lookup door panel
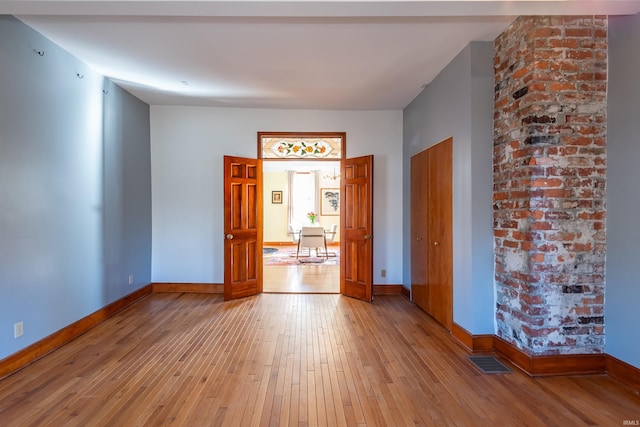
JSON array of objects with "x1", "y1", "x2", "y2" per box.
[
  {"x1": 410, "y1": 138, "x2": 452, "y2": 330},
  {"x1": 341, "y1": 155, "x2": 373, "y2": 302},
  {"x1": 224, "y1": 156, "x2": 262, "y2": 300},
  {"x1": 410, "y1": 149, "x2": 430, "y2": 310},
  {"x1": 427, "y1": 138, "x2": 453, "y2": 330}
]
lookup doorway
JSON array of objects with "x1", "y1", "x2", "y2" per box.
[
  {"x1": 223, "y1": 134, "x2": 373, "y2": 302},
  {"x1": 262, "y1": 160, "x2": 341, "y2": 293}
]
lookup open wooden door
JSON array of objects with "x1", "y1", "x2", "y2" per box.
[
  {"x1": 341, "y1": 155, "x2": 373, "y2": 302},
  {"x1": 223, "y1": 156, "x2": 262, "y2": 301}
]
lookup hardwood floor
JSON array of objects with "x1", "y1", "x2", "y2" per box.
[
  {"x1": 263, "y1": 244, "x2": 340, "y2": 293},
  {"x1": 0, "y1": 293, "x2": 638, "y2": 426},
  {"x1": 263, "y1": 265, "x2": 340, "y2": 293}
]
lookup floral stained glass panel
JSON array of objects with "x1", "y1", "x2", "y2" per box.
[{"x1": 261, "y1": 137, "x2": 342, "y2": 159}]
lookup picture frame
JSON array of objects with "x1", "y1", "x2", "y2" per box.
[
  {"x1": 272, "y1": 190, "x2": 282, "y2": 204},
  {"x1": 320, "y1": 188, "x2": 340, "y2": 215}
]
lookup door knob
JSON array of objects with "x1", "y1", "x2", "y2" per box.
[
  {"x1": 226, "y1": 234, "x2": 234, "y2": 240},
  {"x1": 433, "y1": 241, "x2": 439, "y2": 246},
  {"x1": 365, "y1": 234, "x2": 372, "y2": 240}
]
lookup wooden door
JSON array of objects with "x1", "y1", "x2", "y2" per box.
[
  {"x1": 410, "y1": 149, "x2": 429, "y2": 311},
  {"x1": 223, "y1": 156, "x2": 263, "y2": 300},
  {"x1": 410, "y1": 138, "x2": 452, "y2": 330},
  {"x1": 427, "y1": 138, "x2": 453, "y2": 330},
  {"x1": 341, "y1": 155, "x2": 373, "y2": 302}
]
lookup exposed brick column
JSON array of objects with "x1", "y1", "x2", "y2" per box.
[{"x1": 493, "y1": 16, "x2": 607, "y2": 355}]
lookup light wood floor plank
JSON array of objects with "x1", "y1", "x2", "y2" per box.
[
  {"x1": 263, "y1": 264, "x2": 340, "y2": 293},
  {"x1": 0, "y1": 293, "x2": 638, "y2": 426}
]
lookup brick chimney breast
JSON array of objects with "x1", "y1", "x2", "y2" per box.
[{"x1": 493, "y1": 16, "x2": 607, "y2": 355}]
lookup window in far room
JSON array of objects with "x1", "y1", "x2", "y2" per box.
[{"x1": 290, "y1": 171, "x2": 317, "y2": 228}]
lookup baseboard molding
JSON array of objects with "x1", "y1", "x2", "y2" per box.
[
  {"x1": 373, "y1": 284, "x2": 409, "y2": 298},
  {"x1": 451, "y1": 324, "x2": 614, "y2": 378},
  {"x1": 606, "y1": 354, "x2": 640, "y2": 391},
  {"x1": 152, "y1": 283, "x2": 223, "y2": 294},
  {"x1": 401, "y1": 286, "x2": 410, "y2": 299},
  {"x1": 155, "y1": 283, "x2": 408, "y2": 297},
  {"x1": 153, "y1": 283, "x2": 406, "y2": 297},
  {"x1": 450, "y1": 323, "x2": 494, "y2": 353},
  {"x1": 493, "y1": 336, "x2": 607, "y2": 376},
  {"x1": 0, "y1": 284, "x2": 152, "y2": 381}
]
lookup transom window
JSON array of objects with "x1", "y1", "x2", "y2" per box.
[{"x1": 259, "y1": 132, "x2": 344, "y2": 159}]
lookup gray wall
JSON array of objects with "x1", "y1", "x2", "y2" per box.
[
  {"x1": 0, "y1": 15, "x2": 151, "y2": 360},
  {"x1": 403, "y1": 42, "x2": 495, "y2": 335},
  {"x1": 150, "y1": 106, "x2": 403, "y2": 285},
  {"x1": 403, "y1": 21, "x2": 640, "y2": 368},
  {"x1": 606, "y1": 14, "x2": 640, "y2": 368}
]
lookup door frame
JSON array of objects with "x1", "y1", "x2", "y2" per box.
[
  {"x1": 257, "y1": 132, "x2": 348, "y2": 294},
  {"x1": 221, "y1": 132, "x2": 375, "y2": 301}
]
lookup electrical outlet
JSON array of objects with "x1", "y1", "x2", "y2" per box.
[
  {"x1": 381, "y1": 269, "x2": 387, "y2": 278},
  {"x1": 129, "y1": 274, "x2": 134, "y2": 285},
  {"x1": 14, "y1": 321, "x2": 24, "y2": 338}
]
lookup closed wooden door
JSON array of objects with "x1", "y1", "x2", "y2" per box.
[
  {"x1": 223, "y1": 156, "x2": 263, "y2": 300},
  {"x1": 411, "y1": 138, "x2": 452, "y2": 330},
  {"x1": 341, "y1": 155, "x2": 373, "y2": 302},
  {"x1": 426, "y1": 138, "x2": 453, "y2": 330},
  {"x1": 410, "y1": 149, "x2": 430, "y2": 311}
]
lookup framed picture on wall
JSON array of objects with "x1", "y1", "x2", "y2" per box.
[
  {"x1": 320, "y1": 188, "x2": 340, "y2": 215},
  {"x1": 272, "y1": 191, "x2": 282, "y2": 204}
]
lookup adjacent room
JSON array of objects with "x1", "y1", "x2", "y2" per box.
[{"x1": 262, "y1": 156, "x2": 341, "y2": 293}]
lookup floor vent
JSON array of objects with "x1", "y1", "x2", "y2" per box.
[{"x1": 468, "y1": 356, "x2": 512, "y2": 374}]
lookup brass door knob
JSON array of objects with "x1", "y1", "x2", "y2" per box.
[
  {"x1": 226, "y1": 234, "x2": 234, "y2": 240},
  {"x1": 433, "y1": 241, "x2": 440, "y2": 246},
  {"x1": 365, "y1": 234, "x2": 372, "y2": 240}
]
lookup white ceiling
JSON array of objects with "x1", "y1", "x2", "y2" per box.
[{"x1": 4, "y1": 0, "x2": 640, "y2": 110}]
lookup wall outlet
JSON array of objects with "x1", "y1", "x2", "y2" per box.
[
  {"x1": 14, "y1": 321, "x2": 24, "y2": 338},
  {"x1": 129, "y1": 274, "x2": 134, "y2": 285},
  {"x1": 381, "y1": 269, "x2": 387, "y2": 278}
]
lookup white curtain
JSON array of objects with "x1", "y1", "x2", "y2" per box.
[
  {"x1": 313, "y1": 170, "x2": 320, "y2": 216},
  {"x1": 288, "y1": 171, "x2": 320, "y2": 228},
  {"x1": 287, "y1": 170, "x2": 295, "y2": 233}
]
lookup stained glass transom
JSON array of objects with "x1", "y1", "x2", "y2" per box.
[{"x1": 261, "y1": 137, "x2": 342, "y2": 159}]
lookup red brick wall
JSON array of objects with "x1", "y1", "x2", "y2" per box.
[{"x1": 493, "y1": 16, "x2": 607, "y2": 355}]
